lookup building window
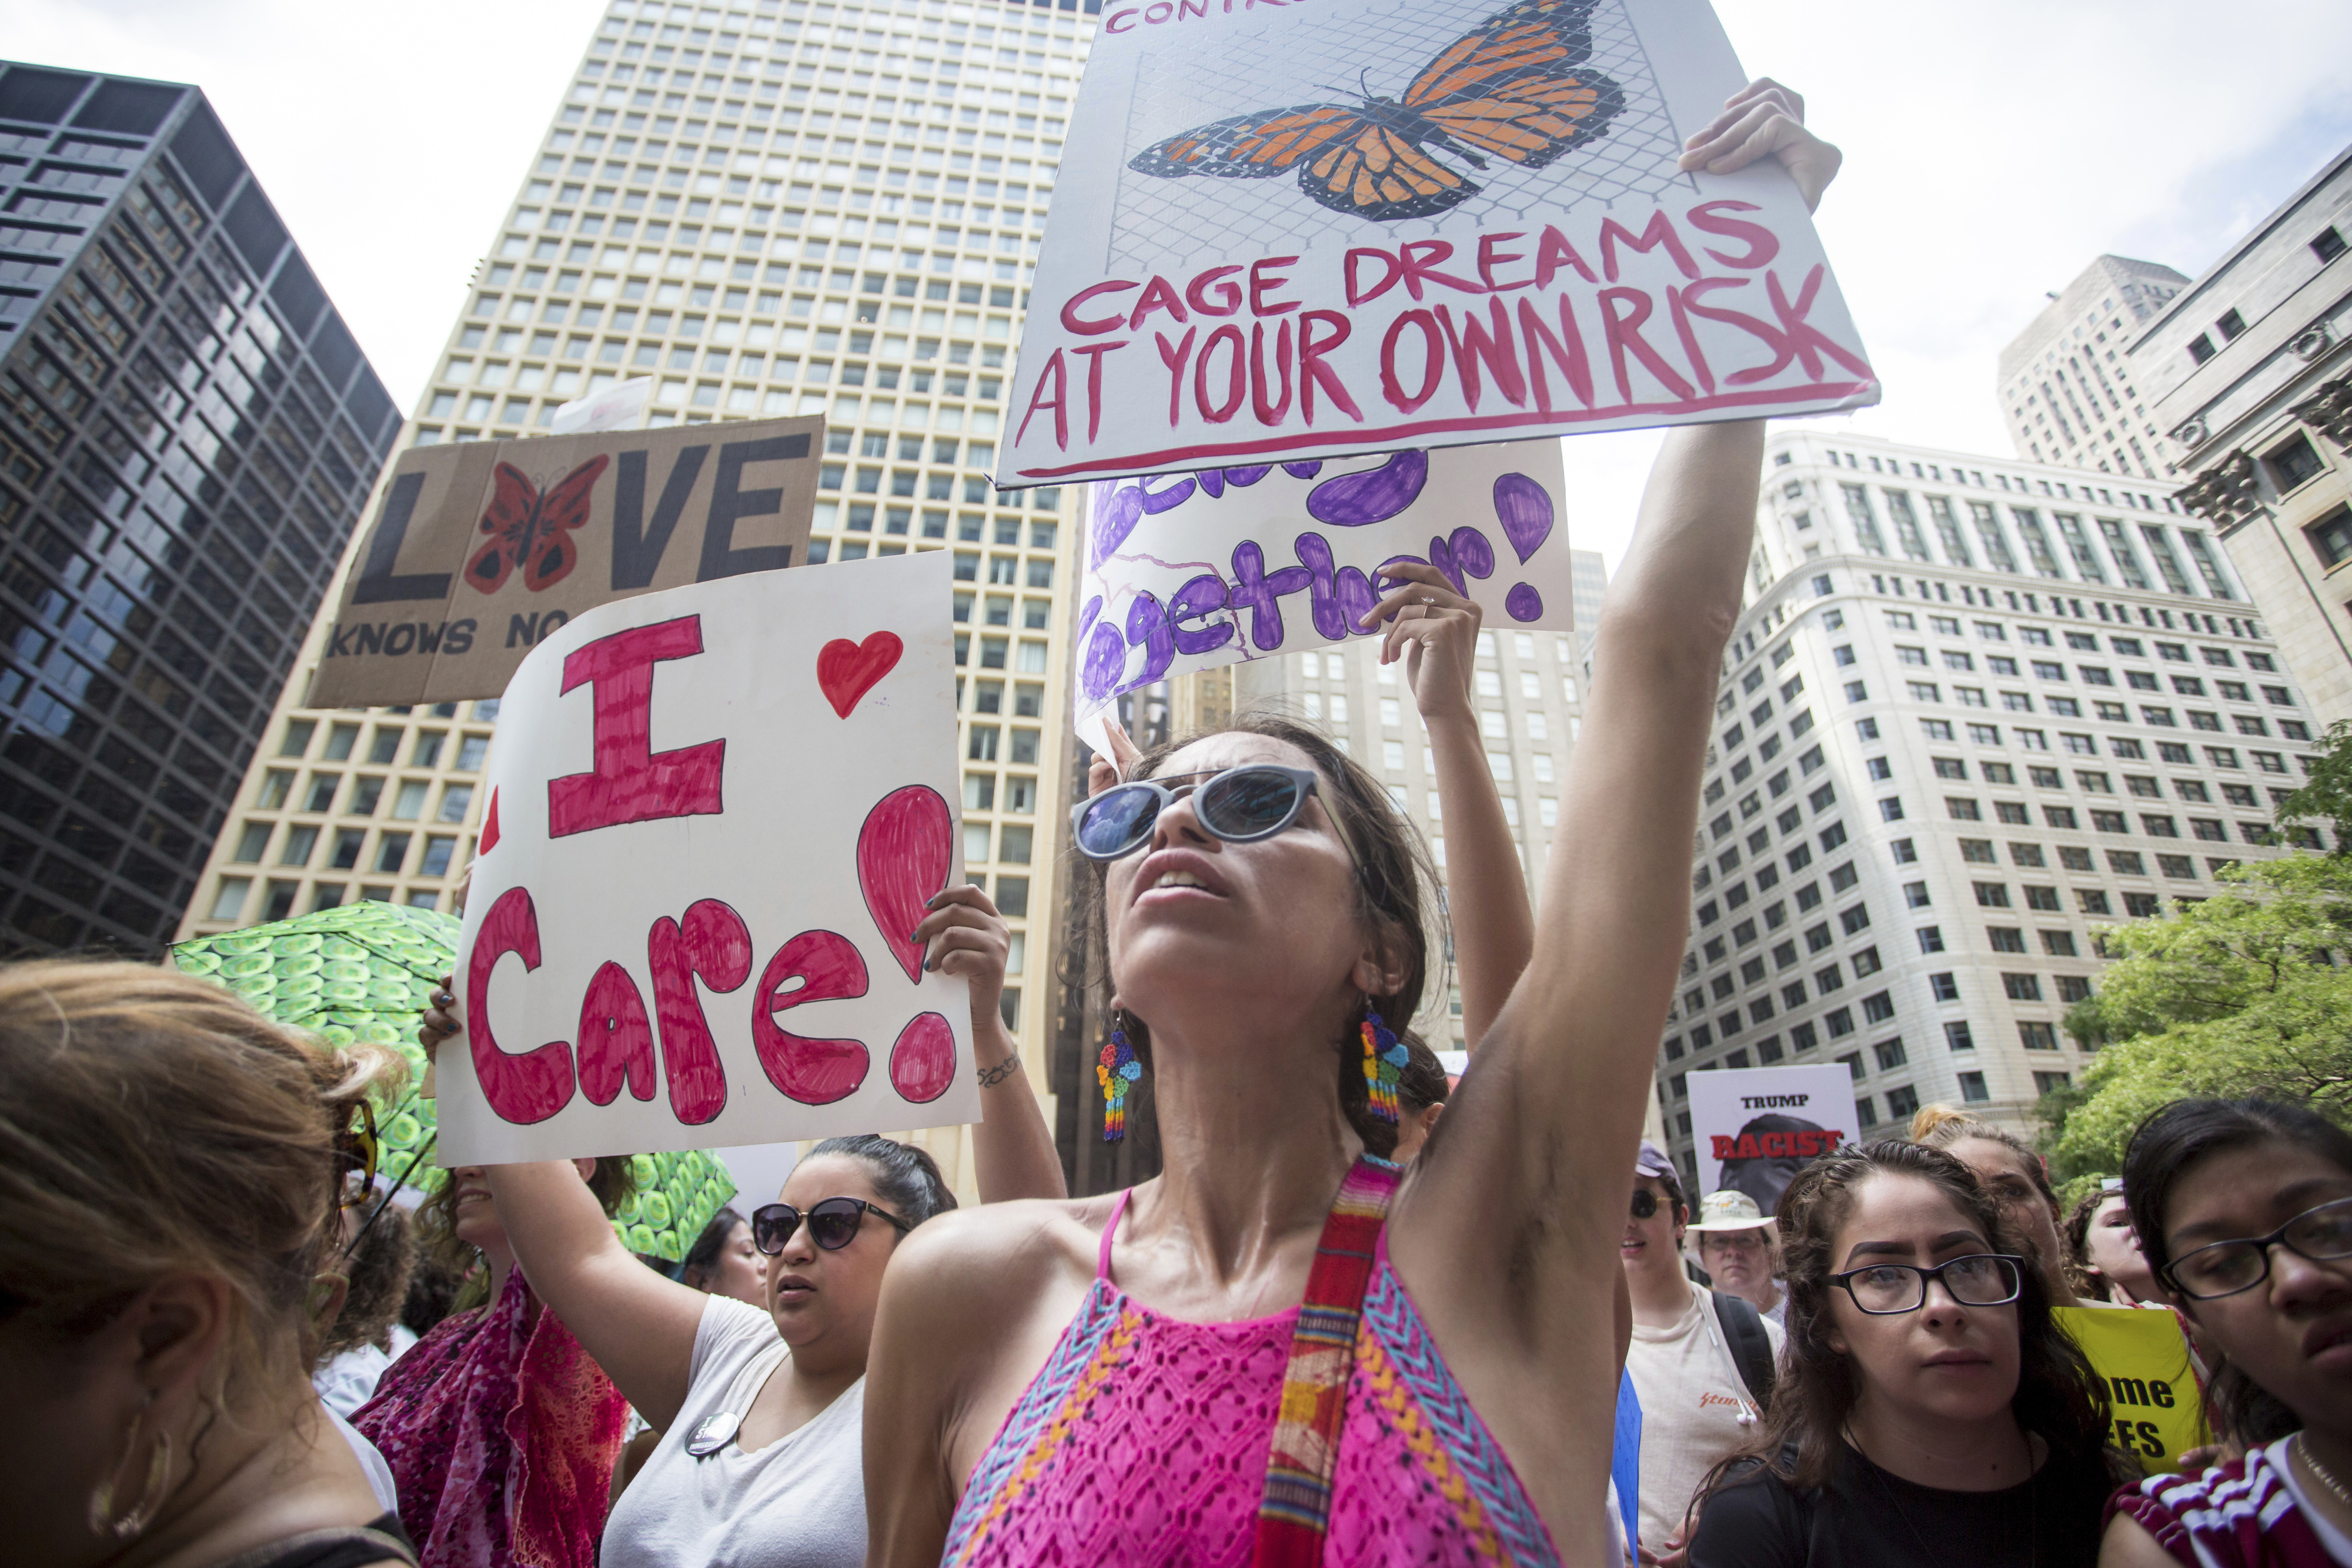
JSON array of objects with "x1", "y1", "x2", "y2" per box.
[
  {"x1": 2187, "y1": 334, "x2": 2216, "y2": 365},
  {"x1": 1956, "y1": 1070, "x2": 1989, "y2": 1102},
  {"x1": 208, "y1": 877, "x2": 251, "y2": 922},
  {"x1": 1945, "y1": 1021, "x2": 1975, "y2": 1052},
  {"x1": 376, "y1": 833, "x2": 412, "y2": 875},
  {"x1": 2019, "y1": 1021, "x2": 2060, "y2": 1051},
  {"x1": 1883, "y1": 1085, "x2": 1920, "y2": 1121},
  {"x1": 2307, "y1": 508, "x2": 2352, "y2": 570},
  {"x1": 2315, "y1": 226, "x2": 2348, "y2": 263},
  {"x1": 2270, "y1": 434, "x2": 2326, "y2": 492}
]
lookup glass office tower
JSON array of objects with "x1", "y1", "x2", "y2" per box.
[{"x1": 0, "y1": 63, "x2": 399, "y2": 953}]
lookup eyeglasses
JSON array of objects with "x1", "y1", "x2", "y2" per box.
[
  {"x1": 751, "y1": 1198, "x2": 912, "y2": 1255},
  {"x1": 2159, "y1": 1196, "x2": 2352, "y2": 1302},
  {"x1": 1071, "y1": 764, "x2": 1361, "y2": 871},
  {"x1": 1702, "y1": 1230, "x2": 1769, "y2": 1253},
  {"x1": 333, "y1": 1101, "x2": 379, "y2": 1210},
  {"x1": 1830, "y1": 1253, "x2": 2024, "y2": 1315},
  {"x1": 1631, "y1": 1189, "x2": 1665, "y2": 1220}
]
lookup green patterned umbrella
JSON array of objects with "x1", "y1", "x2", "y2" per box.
[{"x1": 171, "y1": 901, "x2": 733, "y2": 1262}]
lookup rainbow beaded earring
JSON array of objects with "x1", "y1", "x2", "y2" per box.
[
  {"x1": 1360, "y1": 1005, "x2": 1406, "y2": 1124},
  {"x1": 1099, "y1": 1012, "x2": 1141, "y2": 1142}
]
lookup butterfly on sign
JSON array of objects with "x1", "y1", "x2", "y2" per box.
[
  {"x1": 465, "y1": 454, "x2": 611, "y2": 595},
  {"x1": 1127, "y1": 0, "x2": 1626, "y2": 223}
]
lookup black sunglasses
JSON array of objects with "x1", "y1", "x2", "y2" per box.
[
  {"x1": 1631, "y1": 1189, "x2": 1664, "y2": 1220},
  {"x1": 752, "y1": 1197, "x2": 912, "y2": 1255},
  {"x1": 1072, "y1": 764, "x2": 1361, "y2": 868}
]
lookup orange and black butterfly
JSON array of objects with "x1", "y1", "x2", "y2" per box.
[
  {"x1": 1128, "y1": 0, "x2": 1624, "y2": 222},
  {"x1": 465, "y1": 454, "x2": 609, "y2": 594}
]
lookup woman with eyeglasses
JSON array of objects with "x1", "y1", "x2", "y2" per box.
[
  {"x1": 1684, "y1": 1140, "x2": 2131, "y2": 1567},
  {"x1": 0, "y1": 960, "x2": 417, "y2": 1568},
  {"x1": 852, "y1": 84, "x2": 1846, "y2": 1568},
  {"x1": 2102, "y1": 1099, "x2": 2352, "y2": 1567},
  {"x1": 409, "y1": 883, "x2": 1063, "y2": 1568}
]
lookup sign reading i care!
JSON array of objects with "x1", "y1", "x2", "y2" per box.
[
  {"x1": 1001, "y1": 0, "x2": 1875, "y2": 487},
  {"x1": 308, "y1": 417, "x2": 824, "y2": 708},
  {"x1": 437, "y1": 550, "x2": 980, "y2": 1164}
]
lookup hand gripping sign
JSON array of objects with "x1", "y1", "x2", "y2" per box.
[
  {"x1": 1002, "y1": 0, "x2": 1874, "y2": 487},
  {"x1": 1684, "y1": 1062, "x2": 1858, "y2": 1217},
  {"x1": 1074, "y1": 442, "x2": 1571, "y2": 754},
  {"x1": 437, "y1": 550, "x2": 978, "y2": 1164}
]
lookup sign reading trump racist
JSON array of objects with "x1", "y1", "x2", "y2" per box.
[
  {"x1": 1001, "y1": 0, "x2": 1875, "y2": 487},
  {"x1": 309, "y1": 416, "x2": 824, "y2": 708},
  {"x1": 1075, "y1": 442, "x2": 1571, "y2": 753},
  {"x1": 1685, "y1": 1063, "x2": 1858, "y2": 1217},
  {"x1": 436, "y1": 550, "x2": 981, "y2": 1164}
]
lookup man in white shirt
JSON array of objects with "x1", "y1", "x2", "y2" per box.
[
  {"x1": 1685, "y1": 1189, "x2": 1785, "y2": 1326},
  {"x1": 1621, "y1": 1141, "x2": 1783, "y2": 1566}
]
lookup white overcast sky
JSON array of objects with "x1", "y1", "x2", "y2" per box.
[{"x1": 8, "y1": 0, "x2": 2352, "y2": 575}]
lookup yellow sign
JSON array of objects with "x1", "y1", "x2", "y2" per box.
[{"x1": 2053, "y1": 1305, "x2": 2207, "y2": 1475}]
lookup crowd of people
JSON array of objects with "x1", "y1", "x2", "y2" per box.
[{"x1": 3, "y1": 82, "x2": 2347, "y2": 1568}]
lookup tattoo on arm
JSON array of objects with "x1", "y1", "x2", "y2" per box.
[{"x1": 976, "y1": 1051, "x2": 1023, "y2": 1088}]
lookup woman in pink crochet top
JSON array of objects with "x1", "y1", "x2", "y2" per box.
[{"x1": 862, "y1": 82, "x2": 1847, "y2": 1568}]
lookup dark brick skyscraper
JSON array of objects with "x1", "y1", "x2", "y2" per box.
[{"x1": 0, "y1": 63, "x2": 398, "y2": 952}]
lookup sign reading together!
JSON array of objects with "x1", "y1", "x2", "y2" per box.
[
  {"x1": 1074, "y1": 442, "x2": 1573, "y2": 754},
  {"x1": 1685, "y1": 1062, "x2": 1859, "y2": 1216},
  {"x1": 309, "y1": 416, "x2": 824, "y2": 708},
  {"x1": 437, "y1": 550, "x2": 980, "y2": 1164},
  {"x1": 1003, "y1": 0, "x2": 1875, "y2": 487}
]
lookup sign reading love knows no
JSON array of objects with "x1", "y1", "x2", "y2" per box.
[{"x1": 439, "y1": 550, "x2": 983, "y2": 1165}]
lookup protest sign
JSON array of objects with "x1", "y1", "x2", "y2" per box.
[
  {"x1": 1074, "y1": 442, "x2": 1570, "y2": 753},
  {"x1": 2053, "y1": 1306, "x2": 2209, "y2": 1475},
  {"x1": 1685, "y1": 1062, "x2": 1857, "y2": 1216},
  {"x1": 1002, "y1": 0, "x2": 1875, "y2": 487},
  {"x1": 308, "y1": 416, "x2": 823, "y2": 708},
  {"x1": 435, "y1": 549, "x2": 978, "y2": 1165}
]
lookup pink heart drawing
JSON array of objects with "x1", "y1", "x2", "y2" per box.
[
  {"x1": 858, "y1": 784, "x2": 952, "y2": 983},
  {"x1": 817, "y1": 631, "x2": 903, "y2": 718},
  {"x1": 889, "y1": 1011, "x2": 956, "y2": 1104}
]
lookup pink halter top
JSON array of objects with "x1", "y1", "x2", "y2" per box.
[{"x1": 941, "y1": 1189, "x2": 1564, "y2": 1567}]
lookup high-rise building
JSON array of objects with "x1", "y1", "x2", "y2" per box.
[
  {"x1": 175, "y1": 0, "x2": 1102, "y2": 1196},
  {"x1": 1229, "y1": 580, "x2": 1602, "y2": 1052},
  {"x1": 1569, "y1": 546, "x2": 1606, "y2": 648},
  {"x1": 1653, "y1": 429, "x2": 2320, "y2": 1187},
  {"x1": 1996, "y1": 255, "x2": 2191, "y2": 479},
  {"x1": 0, "y1": 64, "x2": 400, "y2": 955},
  {"x1": 2127, "y1": 145, "x2": 2352, "y2": 730}
]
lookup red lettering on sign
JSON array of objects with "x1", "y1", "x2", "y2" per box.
[
  {"x1": 467, "y1": 885, "x2": 574, "y2": 1124},
  {"x1": 1768, "y1": 265, "x2": 1874, "y2": 382},
  {"x1": 647, "y1": 898, "x2": 752, "y2": 1125},
  {"x1": 751, "y1": 929, "x2": 871, "y2": 1104},
  {"x1": 1015, "y1": 347, "x2": 1068, "y2": 449},
  {"x1": 547, "y1": 617, "x2": 726, "y2": 837},
  {"x1": 1250, "y1": 320, "x2": 1293, "y2": 425},
  {"x1": 1435, "y1": 299, "x2": 1526, "y2": 413},
  {"x1": 1060, "y1": 279, "x2": 1139, "y2": 335},
  {"x1": 1379, "y1": 310, "x2": 1445, "y2": 413},
  {"x1": 1533, "y1": 225, "x2": 1599, "y2": 289},
  {"x1": 1476, "y1": 232, "x2": 1531, "y2": 292},
  {"x1": 576, "y1": 959, "x2": 657, "y2": 1105},
  {"x1": 1346, "y1": 248, "x2": 1405, "y2": 307},
  {"x1": 1195, "y1": 324, "x2": 1247, "y2": 423},
  {"x1": 1599, "y1": 287, "x2": 1698, "y2": 404},
  {"x1": 1396, "y1": 239, "x2": 1486, "y2": 300},
  {"x1": 1156, "y1": 329, "x2": 1198, "y2": 427},
  {"x1": 1518, "y1": 294, "x2": 1595, "y2": 412},
  {"x1": 1598, "y1": 210, "x2": 1701, "y2": 283},
  {"x1": 1686, "y1": 199, "x2": 1779, "y2": 270},
  {"x1": 1298, "y1": 310, "x2": 1361, "y2": 424},
  {"x1": 1071, "y1": 340, "x2": 1127, "y2": 442},
  {"x1": 1712, "y1": 1134, "x2": 1738, "y2": 1160},
  {"x1": 1127, "y1": 275, "x2": 1190, "y2": 332},
  {"x1": 1185, "y1": 265, "x2": 1245, "y2": 317},
  {"x1": 1249, "y1": 255, "x2": 1301, "y2": 316}
]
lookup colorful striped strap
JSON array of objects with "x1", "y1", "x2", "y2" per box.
[{"x1": 1253, "y1": 1154, "x2": 1403, "y2": 1568}]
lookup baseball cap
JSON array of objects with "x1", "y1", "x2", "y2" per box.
[
  {"x1": 1685, "y1": 1189, "x2": 1771, "y2": 1232},
  {"x1": 1634, "y1": 1139, "x2": 1677, "y2": 1181}
]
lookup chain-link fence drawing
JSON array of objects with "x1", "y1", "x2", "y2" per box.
[{"x1": 1101, "y1": 0, "x2": 1692, "y2": 270}]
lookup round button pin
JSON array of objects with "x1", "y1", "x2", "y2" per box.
[{"x1": 686, "y1": 1410, "x2": 741, "y2": 1457}]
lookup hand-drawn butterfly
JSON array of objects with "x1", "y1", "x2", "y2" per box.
[
  {"x1": 465, "y1": 454, "x2": 610, "y2": 594},
  {"x1": 1127, "y1": 0, "x2": 1625, "y2": 223}
]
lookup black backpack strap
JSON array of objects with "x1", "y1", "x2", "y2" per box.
[{"x1": 1711, "y1": 1289, "x2": 1777, "y2": 1415}]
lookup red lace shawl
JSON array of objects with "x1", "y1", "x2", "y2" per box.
[{"x1": 352, "y1": 1273, "x2": 627, "y2": 1568}]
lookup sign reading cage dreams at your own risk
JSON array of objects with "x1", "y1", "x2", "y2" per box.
[
  {"x1": 1074, "y1": 442, "x2": 1572, "y2": 754},
  {"x1": 1001, "y1": 0, "x2": 1876, "y2": 487},
  {"x1": 437, "y1": 550, "x2": 983, "y2": 1165}
]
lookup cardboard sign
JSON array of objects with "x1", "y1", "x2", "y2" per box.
[
  {"x1": 1001, "y1": 0, "x2": 1876, "y2": 487},
  {"x1": 2052, "y1": 1306, "x2": 2209, "y2": 1475},
  {"x1": 308, "y1": 417, "x2": 824, "y2": 708},
  {"x1": 435, "y1": 550, "x2": 979, "y2": 1164},
  {"x1": 1074, "y1": 443, "x2": 1571, "y2": 753},
  {"x1": 1685, "y1": 1062, "x2": 1857, "y2": 1216}
]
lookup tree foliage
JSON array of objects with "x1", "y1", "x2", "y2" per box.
[
  {"x1": 2274, "y1": 717, "x2": 2352, "y2": 855},
  {"x1": 2041, "y1": 854, "x2": 2352, "y2": 1186}
]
